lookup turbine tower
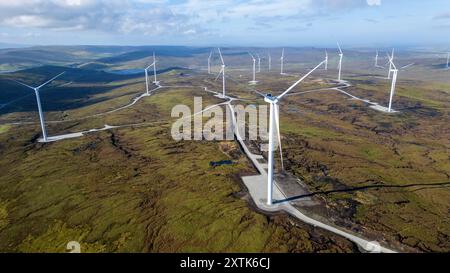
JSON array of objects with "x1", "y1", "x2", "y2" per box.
[
  {"x1": 12, "y1": 72, "x2": 65, "y2": 142},
  {"x1": 248, "y1": 52, "x2": 257, "y2": 85},
  {"x1": 208, "y1": 50, "x2": 212, "y2": 74},
  {"x1": 337, "y1": 42, "x2": 343, "y2": 81},
  {"x1": 375, "y1": 50, "x2": 379, "y2": 67},
  {"x1": 268, "y1": 52, "x2": 272, "y2": 71},
  {"x1": 387, "y1": 54, "x2": 398, "y2": 113},
  {"x1": 325, "y1": 50, "x2": 328, "y2": 70},
  {"x1": 144, "y1": 60, "x2": 156, "y2": 95},
  {"x1": 216, "y1": 47, "x2": 226, "y2": 97},
  {"x1": 446, "y1": 52, "x2": 449, "y2": 69},
  {"x1": 280, "y1": 48, "x2": 285, "y2": 75},
  {"x1": 152, "y1": 52, "x2": 159, "y2": 84},
  {"x1": 263, "y1": 59, "x2": 326, "y2": 205},
  {"x1": 256, "y1": 53, "x2": 261, "y2": 73}
]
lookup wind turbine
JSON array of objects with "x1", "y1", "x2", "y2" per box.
[
  {"x1": 215, "y1": 47, "x2": 226, "y2": 97},
  {"x1": 268, "y1": 52, "x2": 272, "y2": 71},
  {"x1": 208, "y1": 50, "x2": 212, "y2": 74},
  {"x1": 152, "y1": 52, "x2": 159, "y2": 84},
  {"x1": 325, "y1": 50, "x2": 328, "y2": 70},
  {"x1": 248, "y1": 52, "x2": 258, "y2": 85},
  {"x1": 257, "y1": 53, "x2": 261, "y2": 73},
  {"x1": 337, "y1": 42, "x2": 343, "y2": 81},
  {"x1": 388, "y1": 48, "x2": 395, "y2": 79},
  {"x1": 374, "y1": 50, "x2": 386, "y2": 69},
  {"x1": 12, "y1": 72, "x2": 65, "y2": 142},
  {"x1": 446, "y1": 52, "x2": 449, "y2": 69},
  {"x1": 280, "y1": 48, "x2": 285, "y2": 75},
  {"x1": 144, "y1": 60, "x2": 156, "y2": 95},
  {"x1": 375, "y1": 50, "x2": 379, "y2": 67},
  {"x1": 387, "y1": 53, "x2": 398, "y2": 113},
  {"x1": 262, "y1": 59, "x2": 326, "y2": 205}
]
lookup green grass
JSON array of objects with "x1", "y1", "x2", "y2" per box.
[
  {"x1": 0, "y1": 124, "x2": 11, "y2": 134},
  {"x1": 0, "y1": 74, "x2": 356, "y2": 253}
]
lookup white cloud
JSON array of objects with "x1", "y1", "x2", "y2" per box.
[
  {"x1": 366, "y1": 0, "x2": 381, "y2": 6},
  {"x1": 0, "y1": 0, "x2": 384, "y2": 38},
  {"x1": 0, "y1": 0, "x2": 198, "y2": 36}
]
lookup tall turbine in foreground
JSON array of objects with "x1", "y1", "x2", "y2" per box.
[
  {"x1": 12, "y1": 72, "x2": 65, "y2": 142},
  {"x1": 280, "y1": 48, "x2": 285, "y2": 75},
  {"x1": 152, "y1": 52, "x2": 159, "y2": 84},
  {"x1": 215, "y1": 47, "x2": 226, "y2": 97},
  {"x1": 208, "y1": 50, "x2": 212, "y2": 74},
  {"x1": 248, "y1": 52, "x2": 258, "y2": 85},
  {"x1": 263, "y1": 60, "x2": 326, "y2": 205},
  {"x1": 387, "y1": 54, "x2": 398, "y2": 113},
  {"x1": 337, "y1": 42, "x2": 343, "y2": 81}
]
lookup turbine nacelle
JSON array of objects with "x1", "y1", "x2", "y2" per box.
[{"x1": 264, "y1": 94, "x2": 278, "y2": 104}]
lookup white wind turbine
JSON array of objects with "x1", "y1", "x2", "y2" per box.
[
  {"x1": 256, "y1": 53, "x2": 261, "y2": 73},
  {"x1": 388, "y1": 48, "x2": 395, "y2": 79},
  {"x1": 268, "y1": 52, "x2": 272, "y2": 71},
  {"x1": 248, "y1": 52, "x2": 258, "y2": 85},
  {"x1": 152, "y1": 52, "x2": 159, "y2": 84},
  {"x1": 208, "y1": 50, "x2": 212, "y2": 74},
  {"x1": 280, "y1": 48, "x2": 285, "y2": 75},
  {"x1": 337, "y1": 42, "x2": 343, "y2": 81},
  {"x1": 214, "y1": 47, "x2": 226, "y2": 97},
  {"x1": 144, "y1": 60, "x2": 156, "y2": 95},
  {"x1": 387, "y1": 53, "x2": 398, "y2": 113},
  {"x1": 374, "y1": 50, "x2": 386, "y2": 69},
  {"x1": 375, "y1": 50, "x2": 379, "y2": 67},
  {"x1": 13, "y1": 72, "x2": 65, "y2": 142},
  {"x1": 262, "y1": 59, "x2": 327, "y2": 205},
  {"x1": 325, "y1": 50, "x2": 328, "y2": 70},
  {"x1": 446, "y1": 52, "x2": 449, "y2": 69}
]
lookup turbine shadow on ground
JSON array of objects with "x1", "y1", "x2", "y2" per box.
[{"x1": 275, "y1": 181, "x2": 450, "y2": 204}]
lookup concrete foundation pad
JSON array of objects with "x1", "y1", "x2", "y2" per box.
[
  {"x1": 38, "y1": 124, "x2": 118, "y2": 143},
  {"x1": 369, "y1": 104, "x2": 399, "y2": 113}
]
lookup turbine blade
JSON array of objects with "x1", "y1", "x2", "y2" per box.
[
  {"x1": 337, "y1": 42, "x2": 343, "y2": 54},
  {"x1": 248, "y1": 52, "x2": 255, "y2": 60},
  {"x1": 218, "y1": 48, "x2": 225, "y2": 65},
  {"x1": 36, "y1": 72, "x2": 65, "y2": 89},
  {"x1": 386, "y1": 53, "x2": 397, "y2": 70},
  {"x1": 11, "y1": 79, "x2": 35, "y2": 90},
  {"x1": 277, "y1": 59, "x2": 326, "y2": 100},
  {"x1": 274, "y1": 104, "x2": 284, "y2": 171},
  {"x1": 145, "y1": 61, "x2": 156, "y2": 70},
  {"x1": 252, "y1": 89, "x2": 267, "y2": 98},
  {"x1": 400, "y1": 63, "x2": 414, "y2": 70},
  {"x1": 214, "y1": 68, "x2": 224, "y2": 81}
]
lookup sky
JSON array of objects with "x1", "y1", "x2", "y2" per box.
[{"x1": 0, "y1": 0, "x2": 449, "y2": 47}]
